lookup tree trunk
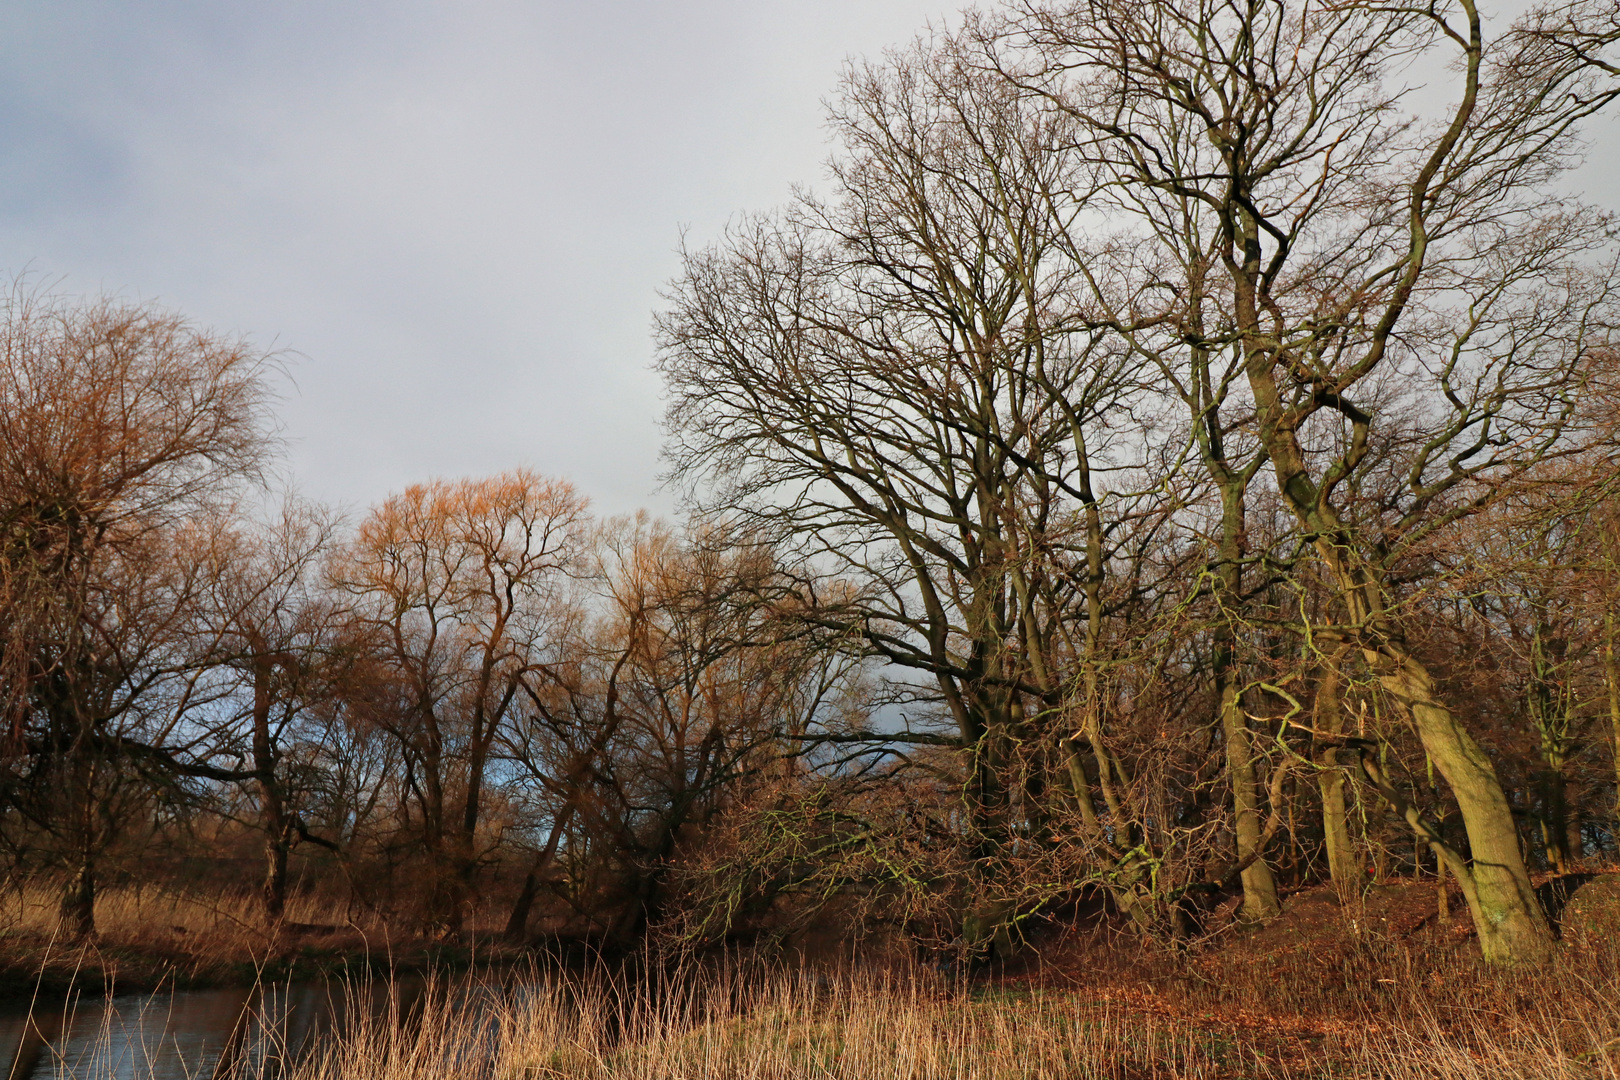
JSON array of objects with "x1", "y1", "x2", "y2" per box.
[
  {"x1": 1528, "y1": 618, "x2": 1572, "y2": 876},
  {"x1": 1318, "y1": 754, "x2": 1355, "y2": 891},
  {"x1": 263, "y1": 836, "x2": 289, "y2": 923},
  {"x1": 251, "y1": 652, "x2": 289, "y2": 923},
  {"x1": 1314, "y1": 653, "x2": 1357, "y2": 895},
  {"x1": 57, "y1": 735, "x2": 99, "y2": 940},
  {"x1": 1607, "y1": 610, "x2": 1620, "y2": 837},
  {"x1": 503, "y1": 867, "x2": 543, "y2": 945},
  {"x1": 958, "y1": 690, "x2": 1017, "y2": 947},
  {"x1": 1214, "y1": 481, "x2": 1279, "y2": 923},
  {"x1": 502, "y1": 810, "x2": 574, "y2": 944},
  {"x1": 1063, "y1": 738, "x2": 1102, "y2": 833},
  {"x1": 58, "y1": 853, "x2": 95, "y2": 940},
  {"x1": 426, "y1": 849, "x2": 462, "y2": 940},
  {"x1": 1222, "y1": 674, "x2": 1280, "y2": 921},
  {"x1": 1540, "y1": 767, "x2": 1569, "y2": 875},
  {"x1": 1380, "y1": 653, "x2": 1553, "y2": 964}
]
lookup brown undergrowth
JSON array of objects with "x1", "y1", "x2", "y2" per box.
[
  {"x1": 996, "y1": 878, "x2": 1620, "y2": 1076},
  {"x1": 0, "y1": 881, "x2": 442, "y2": 998},
  {"x1": 263, "y1": 935, "x2": 1620, "y2": 1080},
  {"x1": 6, "y1": 877, "x2": 1620, "y2": 1077}
]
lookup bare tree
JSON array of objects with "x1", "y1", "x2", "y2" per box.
[
  {"x1": 657, "y1": 41, "x2": 1170, "y2": 946},
  {"x1": 993, "y1": 0, "x2": 1620, "y2": 964},
  {"x1": 0, "y1": 288, "x2": 274, "y2": 937},
  {"x1": 331, "y1": 470, "x2": 587, "y2": 935},
  {"x1": 202, "y1": 497, "x2": 345, "y2": 921}
]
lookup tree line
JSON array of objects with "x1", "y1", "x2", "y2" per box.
[{"x1": 4, "y1": 0, "x2": 1620, "y2": 968}]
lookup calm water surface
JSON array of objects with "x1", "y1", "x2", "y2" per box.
[{"x1": 0, "y1": 978, "x2": 431, "y2": 1080}]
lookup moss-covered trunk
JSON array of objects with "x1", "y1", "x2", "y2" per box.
[{"x1": 1379, "y1": 653, "x2": 1552, "y2": 964}]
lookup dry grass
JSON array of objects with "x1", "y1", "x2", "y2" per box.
[
  {"x1": 278, "y1": 968, "x2": 1240, "y2": 1080},
  {"x1": 5, "y1": 878, "x2": 1619, "y2": 1078},
  {"x1": 231, "y1": 950, "x2": 1620, "y2": 1080},
  {"x1": 6, "y1": 951, "x2": 1619, "y2": 1079},
  {"x1": 0, "y1": 880, "x2": 387, "y2": 993},
  {"x1": 0, "y1": 880, "x2": 358, "y2": 941}
]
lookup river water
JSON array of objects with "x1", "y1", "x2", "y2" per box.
[{"x1": 0, "y1": 978, "x2": 430, "y2": 1080}]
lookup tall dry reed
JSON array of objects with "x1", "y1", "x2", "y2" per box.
[
  {"x1": 256, "y1": 958, "x2": 1620, "y2": 1080},
  {"x1": 276, "y1": 966, "x2": 1233, "y2": 1080},
  {"x1": 7, "y1": 928, "x2": 1619, "y2": 1079}
]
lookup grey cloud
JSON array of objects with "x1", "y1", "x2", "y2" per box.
[{"x1": 0, "y1": 0, "x2": 949, "y2": 517}]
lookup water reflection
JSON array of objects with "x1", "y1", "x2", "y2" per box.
[{"x1": 0, "y1": 977, "x2": 429, "y2": 1080}]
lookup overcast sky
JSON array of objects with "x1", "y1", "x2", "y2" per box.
[
  {"x1": 0, "y1": 1, "x2": 949, "y2": 518},
  {"x1": 2, "y1": 2, "x2": 1615, "y2": 522}
]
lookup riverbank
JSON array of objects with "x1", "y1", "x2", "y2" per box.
[
  {"x1": 0, "y1": 928, "x2": 513, "y2": 1006},
  {"x1": 5, "y1": 877, "x2": 1620, "y2": 1078},
  {"x1": 253, "y1": 921, "x2": 1620, "y2": 1079},
  {"x1": 16, "y1": 940, "x2": 1601, "y2": 1080},
  {"x1": 0, "y1": 881, "x2": 521, "y2": 1004}
]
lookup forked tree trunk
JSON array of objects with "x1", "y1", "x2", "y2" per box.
[
  {"x1": 502, "y1": 810, "x2": 574, "y2": 944},
  {"x1": 414, "y1": 736, "x2": 463, "y2": 939},
  {"x1": 1304, "y1": 558, "x2": 1553, "y2": 961},
  {"x1": 1379, "y1": 653, "x2": 1552, "y2": 965},
  {"x1": 1292, "y1": 540, "x2": 1549, "y2": 962},
  {"x1": 1299, "y1": 535, "x2": 1550, "y2": 961},
  {"x1": 1249, "y1": 366, "x2": 1552, "y2": 960}
]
